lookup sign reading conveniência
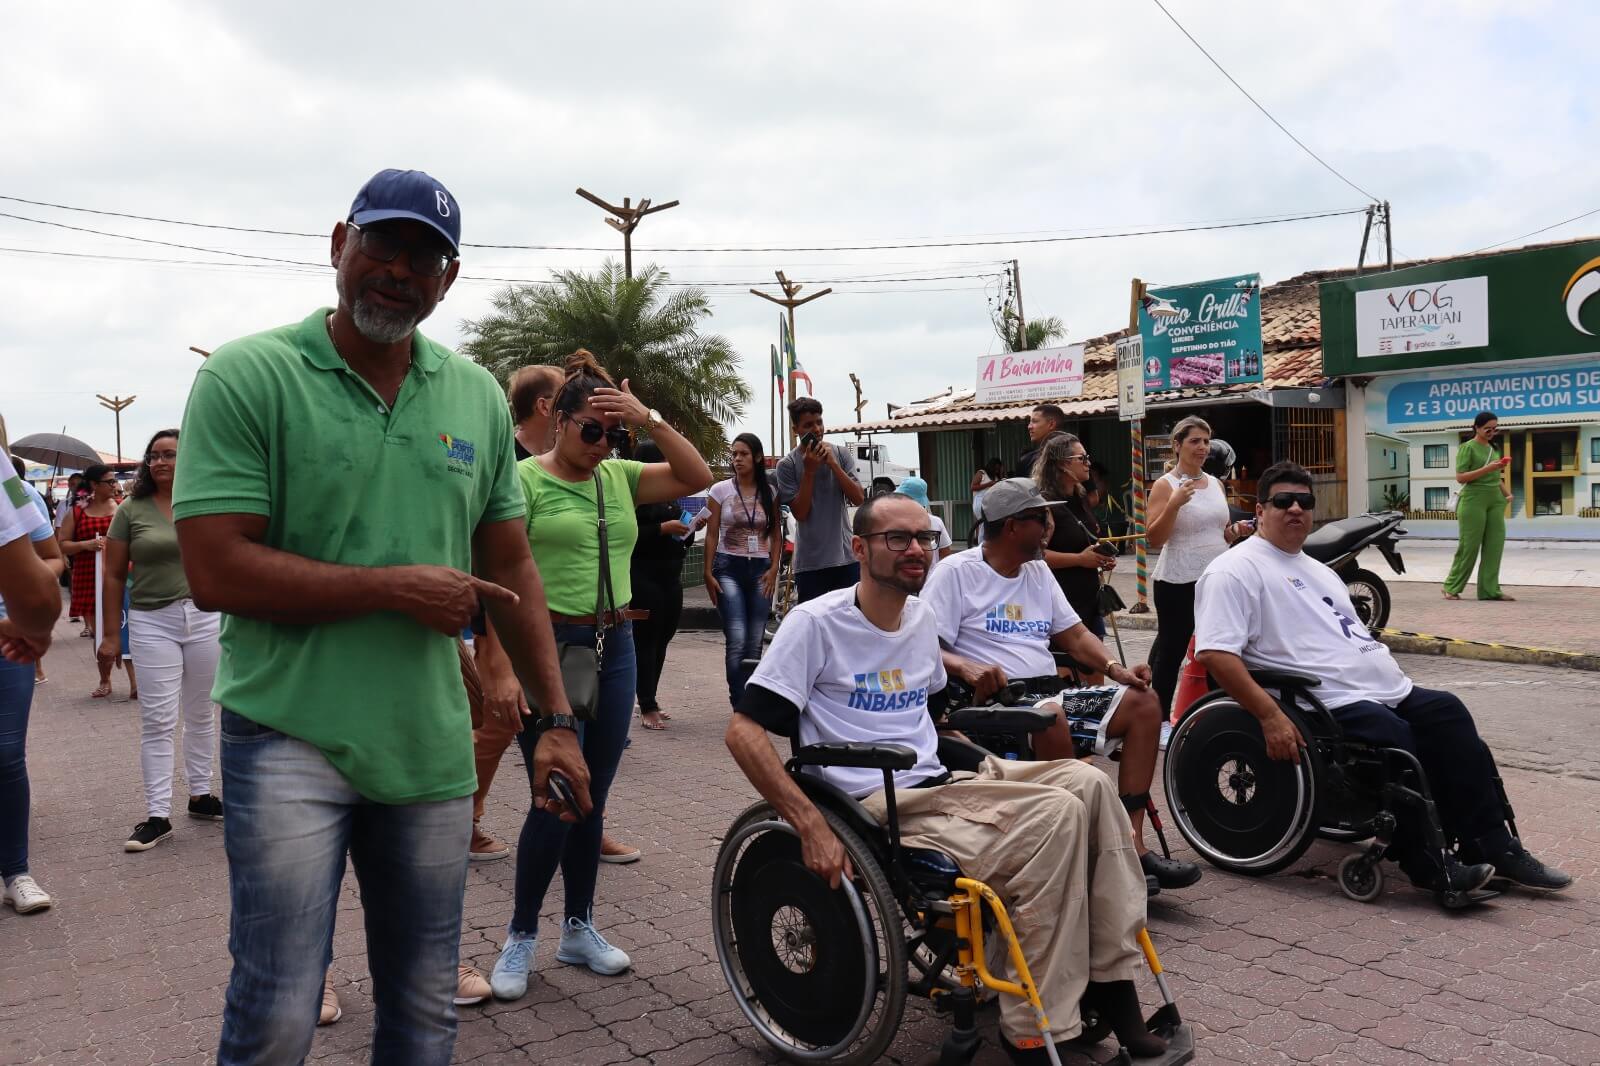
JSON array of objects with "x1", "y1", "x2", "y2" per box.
[{"x1": 975, "y1": 344, "x2": 1085, "y2": 404}]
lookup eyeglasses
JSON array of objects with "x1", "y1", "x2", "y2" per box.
[
  {"x1": 1064, "y1": 454, "x2": 1092, "y2": 465},
  {"x1": 1266, "y1": 491, "x2": 1316, "y2": 510},
  {"x1": 573, "y1": 417, "x2": 630, "y2": 449},
  {"x1": 862, "y1": 530, "x2": 942, "y2": 552},
  {"x1": 347, "y1": 223, "x2": 455, "y2": 278},
  {"x1": 145, "y1": 450, "x2": 178, "y2": 463}
]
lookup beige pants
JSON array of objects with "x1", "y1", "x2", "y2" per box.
[{"x1": 861, "y1": 756, "x2": 1146, "y2": 1042}]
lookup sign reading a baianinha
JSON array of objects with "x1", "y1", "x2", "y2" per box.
[{"x1": 1321, "y1": 239, "x2": 1600, "y2": 376}]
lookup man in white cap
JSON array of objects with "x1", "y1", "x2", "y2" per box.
[{"x1": 891, "y1": 476, "x2": 954, "y2": 567}]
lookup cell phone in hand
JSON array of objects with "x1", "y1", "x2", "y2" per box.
[
  {"x1": 800, "y1": 432, "x2": 818, "y2": 450},
  {"x1": 547, "y1": 771, "x2": 584, "y2": 823}
]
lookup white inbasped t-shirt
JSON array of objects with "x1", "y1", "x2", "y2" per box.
[
  {"x1": 920, "y1": 547, "x2": 1081, "y2": 681},
  {"x1": 746, "y1": 587, "x2": 948, "y2": 797},
  {"x1": 1194, "y1": 535, "x2": 1413, "y2": 710}
]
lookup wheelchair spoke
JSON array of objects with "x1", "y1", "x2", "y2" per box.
[{"x1": 1217, "y1": 757, "x2": 1258, "y2": 806}]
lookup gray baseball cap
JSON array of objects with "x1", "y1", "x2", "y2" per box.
[{"x1": 974, "y1": 477, "x2": 1067, "y2": 523}]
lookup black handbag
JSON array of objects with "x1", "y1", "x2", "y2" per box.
[
  {"x1": 530, "y1": 470, "x2": 617, "y2": 721},
  {"x1": 1060, "y1": 495, "x2": 1124, "y2": 619}
]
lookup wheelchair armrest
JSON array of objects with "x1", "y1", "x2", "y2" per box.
[
  {"x1": 789, "y1": 742, "x2": 919, "y2": 771},
  {"x1": 943, "y1": 678, "x2": 1026, "y2": 711},
  {"x1": 937, "y1": 735, "x2": 988, "y2": 773},
  {"x1": 1248, "y1": 669, "x2": 1321, "y2": 691},
  {"x1": 942, "y1": 706, "x2": 1057, "y2": 735}
]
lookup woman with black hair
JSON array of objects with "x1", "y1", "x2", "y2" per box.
[
  {"x1": 703, "y1": 433, "x2": 782, "y2": 708},
  {"x1": 101, "y1": 430, "x2": 223, "y2": 851},
  {"x1": 629, "y1": 441, "x2": 690, "y2": 731},
  {"x1": 60, "y1": 462, "x2": 134, "y2": 699},
  {"x1": 491, "y1": 350, "x2": 711, "y2": 1001}
]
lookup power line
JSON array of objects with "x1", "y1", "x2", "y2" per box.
[
  {"x1": 0, "y1": 192, "x2": 1368, "y2": 253},
  {"x1": 1148, "y1": 0, "x2": 1380, "y2": 203},
  {"x1": 1470, "y1": 206, "x2": 1600, "y2": 255},
  {"x1": 0, "y1": 210, "x2": 326, "y2": 267}
]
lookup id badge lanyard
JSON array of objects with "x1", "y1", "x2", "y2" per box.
[{"x1": 737, "y1": 487, "x2": 763, "y2": 554}]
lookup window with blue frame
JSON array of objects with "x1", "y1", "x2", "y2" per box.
[
  {"x1": 1425, "y1": 487, "x2": 1449, "y2": 511},
  {"x1": 1423, "y1": 444, "x2": 1448, "y2": 469}
]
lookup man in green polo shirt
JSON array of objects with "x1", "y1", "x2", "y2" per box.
[{"x1": 174, "y1": 169, "x2": 590, "y2": 1066}]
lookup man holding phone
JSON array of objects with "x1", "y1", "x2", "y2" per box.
[{"x1": 775, "y1": 398, "x2": 865, "y2": 603}]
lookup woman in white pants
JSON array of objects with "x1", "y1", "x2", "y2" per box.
[{"x1": 99, "y1": 430, "x2": 222, "y2": 852}]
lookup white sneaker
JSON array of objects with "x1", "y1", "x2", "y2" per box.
[
  {"x1": 556, "y1": 916, "x2": 631, "y2": 975},
  {"x1": 3, "y1": 874, "x2": 52, "y2": 914},
  {"x1": 490, "y1": 931, "x2": 537, "y2": 1000}
]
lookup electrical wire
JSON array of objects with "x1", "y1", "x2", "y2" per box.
[
  {"x1": 1470, "y1": 206, "x2": 1600, "y2": 255},
  {"x1": 1148, "y1": 0, "x2": 1380, "y2": 204}
]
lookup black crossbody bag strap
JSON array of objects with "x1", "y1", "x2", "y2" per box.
[{"x1": 593, "y1": 470, "x2": 618, "y2": 665}]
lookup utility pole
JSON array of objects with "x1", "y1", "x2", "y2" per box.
[
  {"x1": 751, "y1": 271, "x2": 833, "y2": 450},
  {"x1": 1355, "y1": 201, "x2": 1394, "y2": 273},
  {"x1": 96, "y1": 394, "x2": 136, "y2": 463},
  {"x1": 575, "y1": 188, "x2": 680, "y2": 279},
  {"x1": 1011, "y1": 259, "x2": 1028, "y2": 351},
  {"x1": 848, "y1": 373, "x2": 867, "y2": 422}
]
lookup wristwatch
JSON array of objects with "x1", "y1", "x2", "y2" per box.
[
  {"x1": 532, "y1": 712, "x2": 580, "y2": 737},
  {"x1": 645, "y1": 408, "x2": 663, "y2": 431},
  {"x1": 1103, "y1": 659, "x2": 1123, "y2": 677}
]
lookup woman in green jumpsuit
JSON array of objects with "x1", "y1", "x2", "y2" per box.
[{"x1": 1443, "y1": 411, "x2": 1514, "y2": 601}]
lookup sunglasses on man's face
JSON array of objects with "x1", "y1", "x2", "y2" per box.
[
  {"x1": 573, "y1": 417, "x2": 630, "y2": 449},
  {"x1": 1267, "y1": 492, "x2": 1316, "y2": 511},
  {"x1": 347, "y1": 223, "x2": 455, "y2": 279}
]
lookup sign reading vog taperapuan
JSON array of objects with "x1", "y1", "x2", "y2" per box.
[{"x1": 1138, "y1": 273, "x2": 1264, "y2": 391}]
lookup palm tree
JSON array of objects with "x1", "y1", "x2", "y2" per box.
[
  {"x1": 993, "y1": 311, "x2": 1067, "y2": 353},
  {"x1": 460, "y1": 260, "x2": 751, "y2": 456}
]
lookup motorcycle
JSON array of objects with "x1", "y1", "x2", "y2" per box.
[{"x1": 1301, "y1": 511, "x2": 1408, "y2": 631}]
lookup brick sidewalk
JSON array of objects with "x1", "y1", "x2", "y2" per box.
[{"x1": 2, "y1": 624, "x2": 1598, "y2": 1064}]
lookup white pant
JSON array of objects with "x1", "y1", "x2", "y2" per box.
[{"x1": 128, "y1": 600, "x2": 221, "y2": 819}]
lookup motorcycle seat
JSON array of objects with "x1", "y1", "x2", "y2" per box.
[{"x1": 1302, "y1": 512, "x2": 1398, "y2": 560}]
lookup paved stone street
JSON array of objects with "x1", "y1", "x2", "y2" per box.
[{"x1": 3, "y1": 621, "x2": 1598, "y2": 1065}]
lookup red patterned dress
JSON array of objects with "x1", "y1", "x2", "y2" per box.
[{"x1": 68, "y1": 506, "x2": 116, "y2": 621}]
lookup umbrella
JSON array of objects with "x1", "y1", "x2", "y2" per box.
[{"x1": 9, "y1": 432, "x2": 102, "y2": 472}]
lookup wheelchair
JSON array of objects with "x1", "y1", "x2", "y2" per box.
[
  {"x1": 712, "y1": 704, "x2": 1196, "y2": 1066},
  {"x1": 1161, "y1": 670, "x2": 1518, "y2": 907}
]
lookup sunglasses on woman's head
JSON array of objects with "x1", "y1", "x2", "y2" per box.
[
  {"x1": 573, "y1": 417, "x2": 630, "y2": 449},
  {"x1": 1266, "y1": 491, "x2": 1315, "y2": 510}
]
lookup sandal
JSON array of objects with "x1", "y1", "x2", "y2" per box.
[
  {"x1": 91, "y1": 682, "x2": 112, "y2": 699},
  {"x1": 640, "y1": 711, "x2": 667, "y2": 731},
  {"x1": 1442, "y1": 592, "x2": 1461, "y2": 600}
]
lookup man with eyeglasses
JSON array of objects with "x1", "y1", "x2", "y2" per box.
[
  {"x1": 174, "y1": 169, "x2": 592, "y2": 1064},
  {"x1": 1195, "y1": 461, "x2": 1570, "y2": 905},
  {"x1": 921, "y1": 478, "x2": 1200, "y2": 894},
  {"x1": 726, "y1": 492, "x2": 1164, "y2": 1061}
]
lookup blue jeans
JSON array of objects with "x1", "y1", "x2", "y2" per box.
[
  {"x1": 511, "y1": 621, "x2": 636, "y2": 933},
  {"x1": 0, "y1": 659, "x2": 35, "y2": 879},
  {"x1": 216, "y1": 710, "x2": 471, "y2": 1066},
  {"x1": 713, "y1": 553, "x2": 772, "y2": 706}
]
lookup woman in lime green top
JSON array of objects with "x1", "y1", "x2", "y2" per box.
[
  {"x1": 1443, "y1": 411, "x2": 1514, "y2": 601},
  {"x1": 100, "y1": 429, "x2": 223, "y2": 853},
  {"x1": 492, "y1": 350, "x2": 711, "y2": 1000}
]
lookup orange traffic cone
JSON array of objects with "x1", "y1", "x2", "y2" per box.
[{"x1": 1170, "y1": 636, "x2": 1209, "y2": 725}]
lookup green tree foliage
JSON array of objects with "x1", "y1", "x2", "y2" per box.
[
  {"x1": 993, "y1": 306, "x2": 1067, "y2": 352},
  {"x1": 461, "y1": 261, "x2": 750, "y2": 456}
]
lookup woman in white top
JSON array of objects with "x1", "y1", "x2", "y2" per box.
[
  {"x1": 703, "y1": 434, "x2": 784, "y2": 707},
  {"x1": 1144, "y1": 416, "x2": 1251, "y2": 714}
]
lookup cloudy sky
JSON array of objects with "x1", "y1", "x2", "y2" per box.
[{"x1": 3, "y1": 1, "x2": 1595, "y2": 467}]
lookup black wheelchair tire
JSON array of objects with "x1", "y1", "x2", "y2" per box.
[
  {"x1": 1163, "y1": 695, "x2": 1323, "y2": 875},
  {"x1": 1343, "y1": 567, "x2": 1392, "y2": 632},
  {"x1": 712, "y1": 803, "x2": 907, "y2": 1065}
]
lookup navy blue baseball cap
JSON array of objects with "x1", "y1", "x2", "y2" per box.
[{"x1": 347, "y1": 169, "x2": 461, "y2": 252}]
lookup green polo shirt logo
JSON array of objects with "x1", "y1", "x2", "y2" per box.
[{"x1": 439, "y1": 432, "x2": 478, "y2": 477}]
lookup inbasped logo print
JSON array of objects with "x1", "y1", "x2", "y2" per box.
[
  {"x1": 848, "y1": 669, "x2": 927, "y2": 711},
  {"x1": 1564, "y1": 257, "x2": 1600, "y2": 336},
  {"x1": 438, "y1": 433, "x2": 477, "y2": 476},
  {"x1": 984, "y1": 603, "x2": 1051, "y2": 635}
]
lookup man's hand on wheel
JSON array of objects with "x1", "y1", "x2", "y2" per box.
[
  {"x1": 953, "y1": 658, "x2": 1008, "y2": 704},
  {"x1": 1262, "y1": 709, "x2": 1305, "y2": 763},
  {"x1": 531, "y1": 728, "x2": 593, "y2": 822},
  {"x1": 798, "y1": 813, "x2": 853, "y2": 890}
]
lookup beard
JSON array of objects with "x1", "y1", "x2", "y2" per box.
[
  {"x1": 870, "y1": 555, "x2": 928, "y2": 596},
  {"x1": 338, "y1": 272, "x2": 425, "y2": 344}
]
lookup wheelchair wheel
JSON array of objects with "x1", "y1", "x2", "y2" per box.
[
  {"x1": 1337, "y1": 853, "x2": 1384, "y2": 903},
  {"x1": 1164, "y1": 696, "x2": 1321, "y2": 875},
  {"x1": 713, "y1": 803, "x2": 907, "y2": 1064}
]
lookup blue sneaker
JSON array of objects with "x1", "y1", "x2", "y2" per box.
[
  {"x1": 490, "y1": 930, "x2": 537, "y2": 1000},
  {"x1": 556, "y1": 916, "x2": 631, "y2": 975}
]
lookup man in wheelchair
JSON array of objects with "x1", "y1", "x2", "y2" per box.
[
  {"x1": 725, "y1": 492, "x2": 1172, "y2": 1061},
  {"x1": 921, "y1": 478, "x2": 1202, "y2": 893},
  {"x1": 1193, "y1": 460, "x2": 1570, "y2": 904}
]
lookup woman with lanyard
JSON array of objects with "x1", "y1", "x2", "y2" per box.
[
  {"x1": 1034, "y1": 432, "x2": 1115, "y2": 643},
  {"x1": 491, "y1": 351, "x2": 711, "y2": 1001},
  {"x1": 1143, "y1": 415, "x2": 1249, "y2": 716},
  {"x1": 1442, "y1": 410, "x2": 1515, "y2": 602},
  {"x1": 702, "y1": 432, "x2": 782, "y2": 709},
  {"x1": 60, "y1": 463, "x2": 136, "y2": 700},
  {"x1": 100, "y1": 430, "x2": 225, "y2": 852}
]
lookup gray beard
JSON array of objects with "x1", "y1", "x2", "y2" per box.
[{"x1": 338, "y1": 273, "x2": 423, "y2": 344}]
